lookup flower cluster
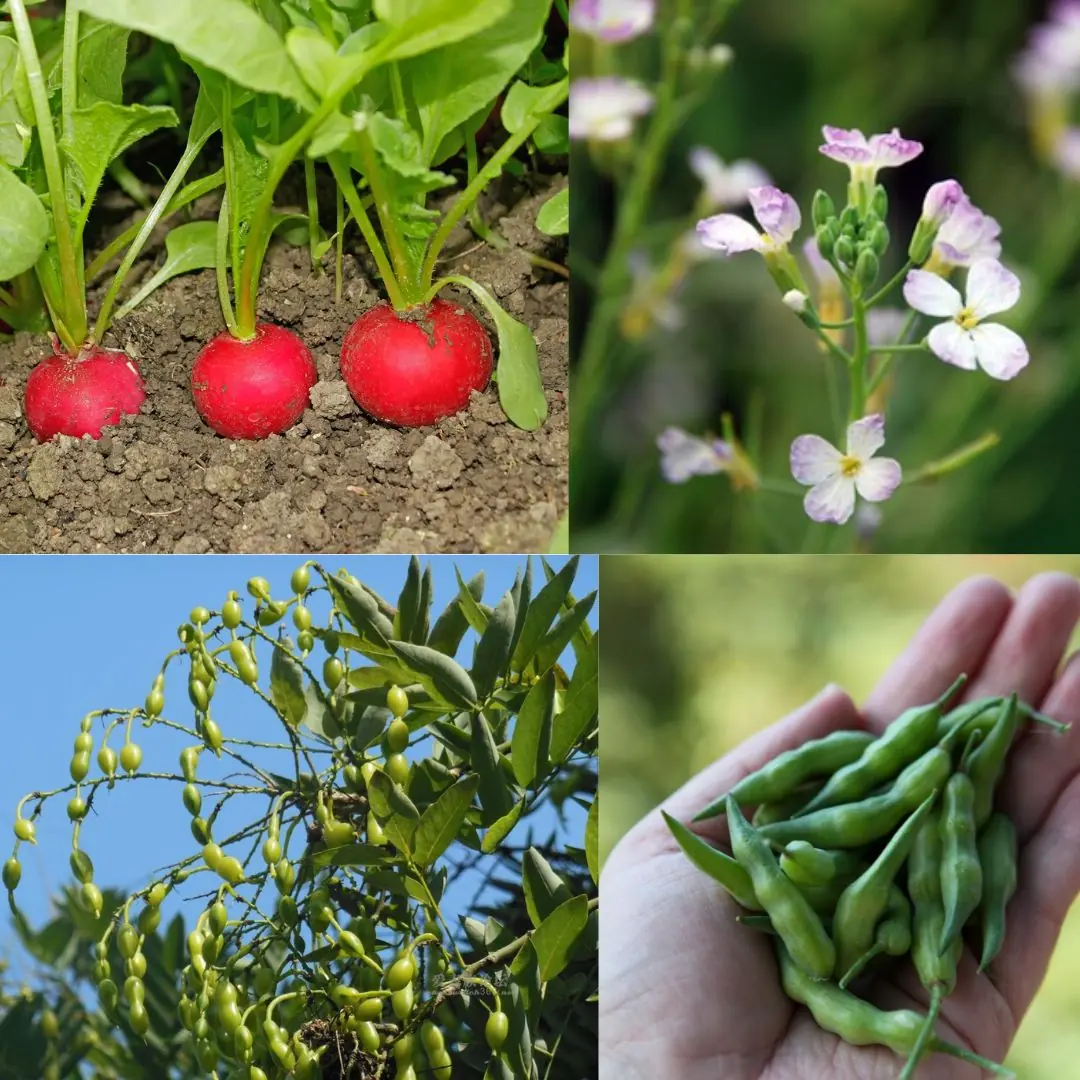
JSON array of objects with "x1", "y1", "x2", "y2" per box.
[{"x1": 659, "y1": 124, "x2": 1026, "y2": 528}]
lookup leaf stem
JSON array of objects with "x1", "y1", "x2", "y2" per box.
[{"x1": 305, "y1": 156, "x2": 321, "y2": 275}]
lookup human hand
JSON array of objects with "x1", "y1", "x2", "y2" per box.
[{"x1": 600, "y1": 573, "x2": 1080, "y2": 1079}]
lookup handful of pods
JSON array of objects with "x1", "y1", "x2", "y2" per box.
[{"x1": 664, "y1": 675, "x2": 1071, "y2": 1080}]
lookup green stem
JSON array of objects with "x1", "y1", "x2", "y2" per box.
[
  {"x1": 94, "y1": 130, "x2": 216, "y2": 341},
  {"x1": 334, "y1": 185, "x2": 344, "y2": 305},
  {"x1": 933, "y1": 1038, "x2": 1015, "y2": 1079},
  {"x1": 865, "y1": 259, "x2": 912, "y2": 307},
  {"x1": 419, "y1": 78, "x2": 568, "y2": 292},
  {"x1": 868, "y1": 343, "x2": 926, "y2": 354},
  {"x1": 389, "y1": 62, "x2": 407, "y2": 124},
  {"x1": 10, "y1": 0, "x2": 86, "y2": 350},
  {"x1": 216, "y1": 191, "x2": 237, "y2": 334},
  {"x1": 61, "y1": 5, "x2": 78, "y2": 143},
  {"x1": 866, "y1": 309, "x2": 920, "y2": 395},
  {"x1": 812, "y1": 327, "x2": 853, "y2": 369},
  {"x1": 849, "y1": 295, "x2": 868, "y2": 421},
  {"x1": 901, "y1": 432, "x2": 1000, "y2": 485},
  {"x1": 327, "y1": 155, "x2": 404, "y2": 310},
  {"x1": 899, "y1": 987, "x2": 942, "y2": 1080},
  {"x1": 304, "y1": 156, "x2": 321, "y2": 275}
]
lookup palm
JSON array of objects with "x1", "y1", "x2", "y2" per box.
[{"x1": 601, "y1": 574, "x2": 1080, "y2": 1080}]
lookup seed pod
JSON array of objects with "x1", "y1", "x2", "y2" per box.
[
  {"x1": 230, "y1": 640, "x2": 259, "y2": 685},
  {"x1": 190, "y1": 606, "x2": 211, "y2": 625},
  {"x1": 191, "y1": 817, "x2": 211, "y2": 844},
  {"x1": 97, "y1": 746, "x2": 118, "y2": 780},
  {"x1": 938, "y1": 770, "x2": 983, "y2": 954},
  {"x1": 293, "y1": 604, "x2": 312, "y2": 631},
  {"x1": 144, "y1": 689, "x2": 165, "y2": 717},
  {"x1": 387, "y1": 718, "x2": 410, "y2": 753},
  {"x1": 336, "y1": 931, "x2": 366, "y2": 957},
  {"x1": 13, "y1": 817, "x2": 35, "y2": 844},
  {"x1": 70, "y1": 752, "x2": 91, "y2": 783},
  {"x1": 222, "y1": 597, "x2": 243, "y2": 629},
  {"x1": 234, "y1": 1024, "x2": 254, "y2": 1062},
  {"x1": 324, "y1": 657, "x2": 344, "y2": 689},
  {"x1": 118, "y1": 924, "x2": 140, "y2": 959},
  {"x1": 67, "y1": 797, "x2": 87, "y2": 822},
  {"x1": 180, "y1": 746, "x2": 200, "y2": 782},
  {"x1": 120, "y1": 743, "x2": 143, "y2": 775},
  {"x1": 147, "y1": 882, "x2": 167, "y2": 907},
  {"x1": 262, "y1": 835, "x2": 282, "y2": 865},
  {"x1": 138, "y1": 904, "x2": 161, "y2": 936},
  {"x1": 275, "y1": 858, "x2": 296, "y2": 893},
  {"x1": 124, "y1": 975, "x2": 145, "y2": 1006},
  {"x1": 81, "y1": 881, "x2": 103, "y2": 916},
  {"x1": 189, "y1": 677, "x2": 211, "y2": 713},
  {"x1": 387, "y1": 685, "x2": 409, "y2": 718},
  {"x1": 485, "y1": 1010, "x2": 509, "y2": 1050},
  {"x1": 386, "y1": 752, "x2": 410, "y2": 787},
  {"x1": 74, "y1": 732, "x2": 94, "y2": 754},
  {"x1": 217, "y1": 856, "x2": 246, "y2": 886},
  {"x1": 298, "y1": 630, "x2": 315, "y2": 652},
  {"x1": 291, "y1": 565, "x2": 311, "y2": 594},
  {"x1": 2, "y1": 856, "x2": 21, "y2": 891},
  {"x1": 209, "y1": 901, "x2": 228, "y2": 936},
  {"x1": 202, "y1": 718, "x2": 224, "y2": 755},
  {"x1": 247, "y1": 577, "x2": 271, "y2": 601},
  {"x1": 391, "y1": 983, "x2": 414, "y2": 1020},
  {"x1": 127, "y1": 951, "x2": 147, "y2": 979},
  {"x1": 202, "y1": 843, "x2": 225, "y2": 871},
  {"x1": 387, "y1": 956, "x2": 416, "y2": 991},
  {"x1": 258, "y1": 600, "x2": 288, "y2": 626},
  {"x1": 183, "y1": 784, "x2": 202, "y2": 816},
  {"x1": 98, "y1": 978, "x2": 119, "y2": 1015},
  {"x1": 355, "y1": 1019, "x2": 380, "y2": 1053}
]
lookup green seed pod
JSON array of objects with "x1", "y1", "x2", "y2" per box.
[
  {"x1": 322, "y1": 820, "x2": 354, "y2": 848},
  {"x1": 391, "y1": 984, "x2": 414, "y2": 1020},
  {"x1": 854, "y1": 248, "x2": 879, "y2": 291},
  {"x1": 203, "y1": 933, "x2": 224, "y2": 964},
  {"x1": 355, "y1": 997, "x2": 383, "y2": 1022},
  {"x1": 387, "y1": 685, "x2": 409, "y2": 718},
  {"x1": 310, "y1": 903, "x2": 333, "y2": 934},
  {"x1": 94, "y1": 958, "x2": 111, "y2": 983},
  {"x1": 217, "y1": 856, "x2": 245, "y2": 886},
  {"x1": 178, "y1": 996, "x2": 198, "y2": 1032},
  {"x1": 188, "y1": 677, "x2": 210, "y2": 713},
  {"x1": 41, "y1": 1008, "x2": 60, "y2": 1039},
  {"x1": 180, "y1": 746, "x2": 200, "y2": 782},
  {"x1": 387, "y1": 957, "x2": 416, "y2": 991},
  {"x1": 138, "y1": 904, "x2": 161, "y2": 936},
  {"x1": 202, "y1": 843, "x2": 225, "y2": 871},
  {"x1": 13, "y1": 817, "x2": 35, "y2": 844},
  {"x1": 230, "y1": 640, "x2": 259, "y2": 685},
  {"x1": 355, "y1": 1019, "x2": 380, "y2": 1053},
  {"x1": 291, "y1": 565, "x2": 311, "y2": 594},
  {"x1": 98, "y1": 978, "x2": 119, "y2": 1014},
  {"x1": 428, "y1": 1048, "x2": 452, "y2": 1080},
  {"x1": 191, "y1": 817, "x2": 211, "y2": 844},
  {"x1": 394, "y1": 1032, "x2": 414, "y2": 1063},
  {"x1": 323, "y1": 657, "x2": 344, "y2": 689},
  {"x1": 387, "y1": 718, "x2": 409, "y2": 753},
  {"x1": 293, "y1": 604, "x2": 312, "y2": 631},
  {"x1": 234, "y1": 1023, "x2": 254, "y2": 1062},
  {"x1": 386, "y1": 752, "x2": 410, "y2": 787},
  {"x1": 68, "y1": 849, "x2": 95, "y2": 884},
  {"x1": 67, "y1": 796, "x2": 88, "y2": 822},
  {"x1": 258, "y1": 600, "x2": 288, "y2": 626},
  {"x1": 126, "y1": 951, "x2": 147, "y2": 979},
  {"x1": 222, "y1": 598, "x2": 243, "y2": 629},
  {"x1": 97, "y1": 746, "x2": 118, "y2": 780},
  {"x1": 182, "y1": 783, "x2": 202, "y2": 816},
  {"x1": 81, "y1": 881, "x2": 103, "y2": 917},
  {"x1": 187, "y1": 929, "x2": 205, "y2": 959},
  {"x1": 202, "y1": 718, "x2": 224, "y2": 755},
  {"x1": 118, "y1": 924, "x2": 140, "y2": 959},
  {"x1": 147, "y1": 882, "x2": 167, "y2": 907},
  {"x1": 247, "y1": 577, "x2": 271, "y2": 601},
  {"x1": 421, "y1": 1020, "x2": 445, "y2": 1056},
  {"x1": 485, "y1": 1010, "x2": 509, "y2": 1050},
  {"x1": 249, "y1": 1068, "x2": 269, "y2": 1080},
  {"x1": 195, "y1": 1037, "x2": 218, "y2": 1070},
  {"x1": 298, "y1": 630, "x2": 315, "y2": 653},
  {"x1": 833, "y1": 234, "x2": 855, "y2": 268},
  {"x1": 74, "y1": 732, "x2": 94, "y2": 754},
  {"x1": 144, "y1": 689, "x2": 165, "y2": 717},
  {"x1": 336, "y1": 930, "x2": 366, "y2": 957},
  {"x1": 275, "y1": 858, "x2": 296, "y2": 893},
  {"x1": 209, "y1": 901, "x2": 228, "y2": 936},
  {"x1": 262, "y1": 835, "x2": 282, "y2": 865},
  {"x1": 70, "y1": 752, "x2": 90, "y2": 783},
  {"x1": 190, "y1": 606, "x2": 211, "y2": 626},
  {"x1": 119, "y1": 743, "x2": 143, "y2": 775},
  {"x1": 124, "y1": 975, "x2": 145, "y2": 1006},
  {"x1": 2, "y1": 856, "x2": 21, "y2": 891},
  {"x1": 367, "y1": 812, "x2": 387, "y2": 846}
]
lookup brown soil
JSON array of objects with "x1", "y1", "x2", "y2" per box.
[{"x1": 0, "y1": 180, "x2": 567, "y2": 553}]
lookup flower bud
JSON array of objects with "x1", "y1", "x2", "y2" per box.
[
  {"x1": 811, "y1": 189, "x2": 836, "y2": 230},
  {"x1": 867, "y1": 221, "x2": 889, "y2": 256},
  {"x1": 870, "y1": 184, "x2": 888, "y2": 220},
  {"x1": 815, "y1": 222, "x2": 839, "y2": 261},
  {"x1": 782, "y1": 289, "x2": 808, "y2": 315},
  {"x1": 922, "y1": 179, "x2": 962, "y2": 228},
  {"x1": 854, "y1": 248, "x2": 880, "y2": 290},
  {"x1": 839, "y1": 205, "x2": 859, "y2": 231},
  {"x1": 833, "y1": 234, "x2": 855, "y2": 268}
]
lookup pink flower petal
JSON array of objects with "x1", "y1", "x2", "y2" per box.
[
  {"x1": 845, "y1": 414, "x2": 887, "y2": 461},
  {"x1": 804, "y1": 474, "x2": 857, "y2": 524},
  {"x1": 903, "y1": 270, "x2": 963, "y2": 317},
  {"x1": 819, "y1": 143, "x2": 873, "y2": 165},
  {"x1": 790, "y1": 433, "x2": 842, "y2": 485},
  {"x1": 855, "y1": 457, "x2": 902, "y2": 502},
  {"x1": 821, "y1": 126, "x2": 867, "y2": 147},
  {"x1": 866, "y1": 129, "x2": 923, "y2": 168},
  {"x1": 747, "y1": 186, "x2": 801, "y2": 244},
  {"x1": 927, "y1": 321, "x2": 978, "y2": 370},
  {"x1": 695, "y1": 213, "x2": 763, "y2": 255},
  {"x1": 970, "y1": 323, "x2": 1030, "y2": 380},
  {"x1": 965, "y1": 258, "x2": 1021, "y2": 319}
]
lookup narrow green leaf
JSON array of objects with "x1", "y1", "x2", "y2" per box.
[
  {"x1": 269, "y1": 634, "x2": 308, "y2": 726},
  {"x1": 523, "y1": 846, "x2": 571, "y2": 928},
  {"x1": 471, "y1": 589, "x2": 515, "y2": 700},
  {"x1": 512, "y1": 556, "x2": 578, "y2": 671},
  {"x1": 390, "y1": 640, "x2": 477, "y2": 709},
  {"x1": 453, "y1": 566, "x2": 489, "y2": 635},
  {"x1": 532, "y1": 591, "x2": 596, "y2": 674},
  {"x1": 114, "y1": 219, "x2": 217, "y2": 318},
  {"x1": 531, "y1": 895, "x2": 588, "y2": 982},
  {"x1": 431, "y1": 718, "x2": 471, "y2": 755},
  {"x1": 585, "y1": 796, "x2": 598, "y2": 884},
  {"x1": 327, "y1": 572, "x2": 395, "y2": 645},
  {"x1": 510, "y1": 670, "x2": 555, "y2": 786},
  {"x1": 535, "y1": 185, "x2": 568, "y2": 236},
  {"x1": 346, "y1": 666, "x2": 393, "y2": 690},
  {"x1": 481, "y1": 798, "x2": 523, "y2": 852},
  {"x1": 0, "y1": 166, "x2": 47, "y2": 279},
  {"x1": 427, "y1": 569, "x2": 484, "y2": 652},
  {"x1": 415, "y1": 564, "x2": 434, "y2": 643},
  {"x1": 507, "y1": 558, "x2": 532, "y2": 664},
  {"x1": 311, "y1": 843, "x2": 391, "y2": 869},
  {"x1": 550, "y1": 630, "x2": 598, "y2": 762},
  {"x1": 374, "y1": 0, "x2": 512, "y2": 62},
  {"x1": 412, "y1": 774, "x2": 479, "y2": 864},
  {"x1": 301, "y1": 681, "x2": 340, "y2": 741},
  {"x1": 393, "y1": 556, "x2": 422, "y2": 642},
  {"x1": 366, "y1": 768, "x2": 420, "y2": 821},
  {"x1": 470, "y1": 712, "x2": 514, "y2": 825}
]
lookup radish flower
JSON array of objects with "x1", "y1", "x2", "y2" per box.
[
  {"x1": 696, "y1": 185, "x2": 801, "y2": 255},
  {"x1": 570, "y1": 0, "x2": 655, "y2": 42},
  {"x1": 818, "y1": 125, "x2": 923, "y2": 182},
  {"x1": 791, "y1": 414, "x2": 901, "y2": 525},
  {"x1": 569, "y1": 78, "x2": 654, "y2": 141},
  {"x1": 932, "y1": 195, "x2": 1001, "y2": 268},
  {"x1": 688, "y1": 147, "x2": 770, "y2": 211},
  {"x1": 657, "y1": 427, "x2": 732, "y2": 483},
  {"x1": 903, "y1": 258, "x2": 1028, "y2": 380}
]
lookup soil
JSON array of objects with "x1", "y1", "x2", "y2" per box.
[{"x1": 0, "y1": 178, "x2": 568, "y2": 553}]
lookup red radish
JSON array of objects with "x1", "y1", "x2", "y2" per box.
[
  {"x1": 191, "y1": 322, "x2": 317, "y2": 439},
  {"x1": 340, "y1": 299, "x2": 493, "y2": 427},
  {"x1": 24, "y1": 342, "x2": 146, "y2": 441}
]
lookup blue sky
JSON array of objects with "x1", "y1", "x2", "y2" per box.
[{"x1": 0, "y1": 555, "x2": 597, "y2": 978}]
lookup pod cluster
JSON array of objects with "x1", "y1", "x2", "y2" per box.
[{"x1": 666, "y1": 680, "x2": 1065, "y2": 1080}]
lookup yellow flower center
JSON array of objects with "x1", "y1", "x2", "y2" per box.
[
  {"x1": 956, "y1": 306, "x2": 980, "y2": 331},
  {"x1": 839, "y1": 455, "x2": 862, "y2": 477}
]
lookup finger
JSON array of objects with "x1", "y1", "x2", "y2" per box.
[
  {"x1": 985, "y1": 769, "x2": 1080, "y2": 1024},
  {"x1": 863, "y1": 576, "x2": 1013, "y2": 731},
  {"x1": 961, "y1": 571, "x2": 1080, "y2": 707},
  {"x1": 999, "y1": 649, "x2": 1080, "y2": 841},
  {"x1": 657, "y1": 684, "x2": 859, "y2": 845}
]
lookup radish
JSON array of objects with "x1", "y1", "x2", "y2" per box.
[
  {"x1": 191, "y1": 323, "x2": 317, "y2": 440},
  {"x1": 24, "y1": 343, "x2": 146, "y2": 441},
  {"x1": 340, "y1": 300, "x2": 493, "y2": 427}
]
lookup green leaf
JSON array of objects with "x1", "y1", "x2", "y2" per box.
[
  {"x1": 427, "y1": 569, "x2": 484, "y2": 653},
  {"x1": 366, "y1": 767, "x2": 420, "y2": 820},
  {"x1": 435, "y1": 275, "x2": 546, "y2": 430},
  {"x1": 501, "y1": 79, "x2": 555, "y2": 133},
  {"x1": 453, "y1": 566, "x2": 489, "y2": 635},
  {"x1": 302, "y1": 681, "x2": 341, "y2": 741},
  {"x1": 512, "y1": 555, "x2": 578, "y2": 671},
  {"x1": 470, "y1": 711, "x2": 514, "y2": 825},
  {"x1": 374, "y1": 0, "x2": 512, "y2": 62},
  {"x1": 547, "y1": 513, "x2": 569, "y2": 556},
  {"x1": 511, "y1": 669, "x2": 555, "y2": 786},
  {"x1": 346, "y1": 666, "x2": 394, "y2": 691},
  {"x1": 73, "y1": 15, "x2": 132, "y2": 106},
  {"x1": 0, "y1": 38, "x2": 30, "y2": 168},
  {"x1": 75, "y1": 0, "x2": 315, "y2": 107},
  {"x1": 415, "y1": 564, "x2": 433, "y2": 643},
  {"x1": 481, "y1": 797, "x2": 523, "y2": 852},
  {"x1": 393, "y1": 555, "x2": 422, "y2": 642},
  {"x1": 431, "y1": 718, "x2": 471, "y2": 755},
  {"x1": 311, "y1": 843, "x2": 391, "y2": 869},
  {"x1": 327, "y1": 572, "x2": 395, "y2": 645},
  {"x1": 585, "y1": 796, "x2": 598, "y2": 884},
  {"x1": 534, "y1": 114, "x2": 569, "y2": 155},
  {"x1": 412, "y1": 774, "x2": 479, "y2": 864},
  {"x1": 0, "y1": 166, "x2": 47, "y2": 279},
  {"x1": 531, "y1": 895, "x2": 588, "y2": 982},
  {"x1": 471, "y1": 589, "x2": 515, "y2": 700},
  {"x1": 285, "y1": 24, "x2": 340, "y2": 97},
  {"x1": 269, "y1": 634, "x2": 308, "y2": 726},
  {"x1": 62, "y1": 101, "x2": 178, "y2": 231},
  {"x1": 399, "y1": 0, "x2": 548, "y2": 163},
  {"x1": 113, "y1": 219, "x2": 217, "y2": 319},
  {"x1": 389, "y1": 640, "x2": 477, "y2": 709},
  {"x1": 535, "y1": 185, "x2": 568, "y2": 236},
  {"x1": 532, "y1": 591, "x2": 596, "y2": 674},
  {"x1": 523, "y1": 846, "x2": 571, "y2": 928},
  {"x1": 508, "y1": 558, "x2": 533, "y2": 663},
  {"x1": 550, "y1": 630, "x2": 597, "y2": 762}
]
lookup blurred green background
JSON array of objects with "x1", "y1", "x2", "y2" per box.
[
  {"x1": 571, "y1": 0, "x2": 1080, "y2": 553},
  {"x1": 600, "y1": 554, "x2": 1080, "y2": 1077}
]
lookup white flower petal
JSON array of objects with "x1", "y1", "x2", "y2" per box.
[
  {"x1": 903, "y1": 270, "x2": 963, "y2": 317},
  {"x1": 845, "y1": 414, "x2": 887, "y2": 461},
  {"x1": 804, "y1": 474, "x2": 856, "y2": 524},
  {"x1": 790, "y1": 434, "x2": 843, "y2": 485},
  {"x1": 855, "y1": 457, "x2": 902, "y2": 502},
  {"x1": 965, "y1": 258, "x2": 1021, "y2": 318},
  {"x1": 695, "y1": 214, "x2": 763, "y2": 255},
  {"x1": 970, "y1": 323, "x2": 1030, "y2": 380},
  {"x1": 927, "y1": 321, "x2": 978, "y2": 370}
]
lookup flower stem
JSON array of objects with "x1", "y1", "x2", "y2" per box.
[
  {"x1": 865, "y1": 259, "x2": 912, "y2": 307},
  {"x1": 868, "y1": 343, "x2": 927, "y2": 354},
  {"x1": 902, "y1": 432, "x2": 1000, "y2": 485},
  {"x1": 848, "y1": 295, "x2": 868, "y2": 421}
]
